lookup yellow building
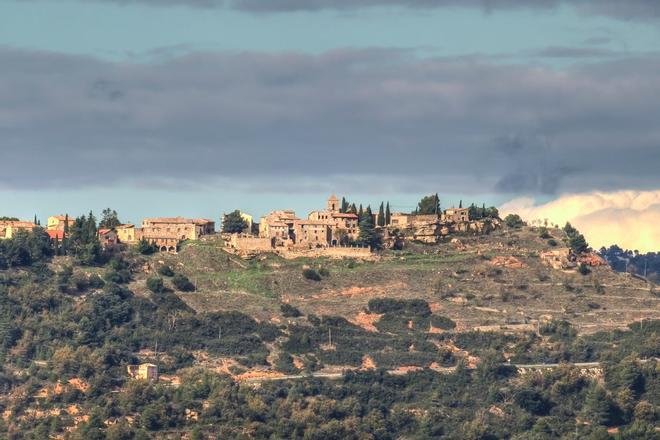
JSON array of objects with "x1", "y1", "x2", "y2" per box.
[
  {"x1": 47, "y1": 215, "x2": 75, "y2": 231},
  {"x1": 115, "y1": 224, "x2": 139, "y2": 243}
]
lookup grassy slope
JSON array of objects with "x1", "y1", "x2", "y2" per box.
[{"x1": 134, "y1": 227, "x2": 657, "y2": 334}]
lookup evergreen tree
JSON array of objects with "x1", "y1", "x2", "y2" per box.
[
  {"x1": 385, "y1": 202, "x2": 391, "y2": 225},
  {"x1": 459, "y1": 200, "x2": 463, "y2": 209},
  {"x1": 415, "y1": 194, "x2": 440, "y2": 215},
  {"x1": 341, "y1": 197, "x2": 348, "y2": 213},
  {"x1": 357, "y1": 206, "x2": 381, "y2": 249},
  {"x1": 99, "y1": 208, "x2": 121, "y2": 229},
  {"x1": 358, "y1": 204, "x2": 364, "y2": 218},
  {"x1": 222, "y1": 210, "x2": 248, "y2": 234},
  {"x1": 377, "y1": 202, "x2": 385, "y2": 227}
]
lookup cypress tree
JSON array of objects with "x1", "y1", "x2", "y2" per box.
[
  {"x1": 385, "y1": 202, "x2": 391, "y2": 225},
  {"x1": 341, "y1": 197, "x2": 348, "y2": 213},
  {"x1": 377, "y1": 202, "x2": 385, "y2": 227},
  {"x1": 358, "y1": 204, "x2": 364, "y2": 219},
  {"x1": 459, "y1": 200, "x2": 463, "y2": 209}
]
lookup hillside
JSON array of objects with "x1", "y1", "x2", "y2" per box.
[
  {"x1": 0, "y1": 224, "x2": 658, "y2": 439},
  {"x1": 151, "y1": 226, "x2": 657, "y2": 337}
]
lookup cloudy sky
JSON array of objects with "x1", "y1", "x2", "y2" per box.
[{"x1": 1, "y1": 0, "x2": 659, "y2": 248}]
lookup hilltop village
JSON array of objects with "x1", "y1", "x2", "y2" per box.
[{"x1": 1, "y1": 195, "x2": 500, "y2": 259}]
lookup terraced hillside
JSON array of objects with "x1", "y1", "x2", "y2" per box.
[{"x1": 142, "y1": 226, "x2": 658, "y2": 337}]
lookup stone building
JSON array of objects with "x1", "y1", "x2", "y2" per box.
[
  {"x1": 0, "y1": 220, "x2": 37, "y2": 239},
  {"x1": 141, "y1": 217, "x2": 215, "y2": 252},
  {"x1": 127, "y1": 363, "x2": 158, "y2": 382},
  {"x1": 259, "y1": 210, "x2": 298, "y2": 243},
  {"x1": 98, "y1": 228, "x2": 119, "y2": 248},
  {"x1": 443, "y1": 207, "x2": 470, "y2": 223},
  {"x1": 292, "y1": 220, "x2": 331, "y2": 248},
  {"x1": 115, "y1": 224, "x2": 140, "y2": 243},
  {"x1": 47, "y1": 215, "x2": 75, "y2": 231},
  {"x1": 307, "y1": 195, "x2": 359, "y2": 245}
]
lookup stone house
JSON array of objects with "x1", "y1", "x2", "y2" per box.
[
  {"x1": 127, "y1": 363, "x2": 158, "y2": 382},
  {"x1": 443, "y1": 207, "x2": 470, "y2": 223},
  {"x1": 47, "y1": 215, "x2": 75, "y2": 231},
  {"x1": 293, "y1": 220, "x2": 331, "y2": 248},
  {"x1": 0, "y1": 221, "x2": 37, "y2": 239},
  {"x1": 141, "y1": 217, "x2": 215, "y2": 252},
  {"x1": 98, "y1": 229, "x2": 119, "y2": 248}
]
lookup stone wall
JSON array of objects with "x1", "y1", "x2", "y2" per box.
[
  {"x1": 228, "y1": 234, "x2": 273, "y2": 251},
  {"x1": 279, "y1": 245, "x2": 373, "y2": 260}
]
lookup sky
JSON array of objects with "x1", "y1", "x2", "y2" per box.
[{"x1": 1, "y1": 0, "x2": 660, "y2": 248}]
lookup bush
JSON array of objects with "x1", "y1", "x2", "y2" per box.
[
  {"x1": 547, "y1": 239, "x2": 558, "y2": 247},
  {"x1": 302, "y1": 269, "x2": 321, "y2": 281},
  {"x1": 172, "y1": 273, "x2": 195, "y2": 292},
  {"x1": 431, "y1": 315, "x2": 456, "y2": 330},
  {"x1": 158, "y1": 265, "x2": 174, "y2": 277},
  {"x1": 538, "y1": 227, "x2": 551, "y2": 239},
  {"x1": 318, "y1": 267, "x2": 330, "y2": 277},
  {"x1": 367, "y1": 298, "x2": 431, "y2": 317},
  {"x1": 281, "y1": 303, "x2": 302, "y2": 318},
  {"x1": 504, "y1": 214, "x2": 524, "y2": 228},
  {"x1": 579, "y1": 263, "x2": 592, "y2": 276},
  {"x1": 146, "y1": 276, "x2": 165, "y2": 293}
]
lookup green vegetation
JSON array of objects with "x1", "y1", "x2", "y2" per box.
[
  {"x1": 564, "y1": 222, "x2": 589, "y2": 253},
  {"x1": 0, "y1": 217, "x2": 657, "y2": 439},
  {"x1": 222, "y1": 210, "x2": 248, "y2": 234},
  {"x1": 302, "y1": 268, "x2": 322, "y2": 281},
  {"x1": 414, "y1": 193, "x2": 440, "y2": 215},
  {"x1": 504, "y1": 213, "x2": 525, "y2": 228}
]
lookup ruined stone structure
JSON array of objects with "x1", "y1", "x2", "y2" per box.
[
  {"x1": 141, "y1": 217, "x2": 215, "y2": 252},
  {"x1": 227, "y1": 234, "x2": 273, "y2": 252},
  {"x1": 127, "y1": 363, "x2": 158, "y2": 382},
  {"x1": 0, "y1": 220, "x2": 37, "y2": 239},
  {"x1": 443, "y1": 207, "x2": 470, "y2": 223}
]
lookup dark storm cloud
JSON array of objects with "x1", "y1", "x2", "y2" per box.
[
  {"x1": 1, "y1": 47, "x2": 660, "y2": 194},
  {"x1": 72, "y1": 0, "x2": 660, "y2": 21}
]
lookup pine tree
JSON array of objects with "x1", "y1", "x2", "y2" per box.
[
  {"x1": 377, "y1": 202, "x2": 385, "y2": 227},
  {"x1": 385, "y1": 202, "x2": 391, "y2": 226}
]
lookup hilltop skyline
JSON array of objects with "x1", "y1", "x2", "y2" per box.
[{"x1": 2, "y1": 0, "x2": 659, "y2": 250}]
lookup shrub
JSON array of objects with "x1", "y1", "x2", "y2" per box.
[
  {"x1": 430, "y1": 315, "x2": 456, "y2": 330},
  {"x1": 367, "y1": 298, "x2": 431, "y2": 317},
  {"x1": 579, "y1": 263, "x2": 592, "y2": 276},
  {"x1": 281, "y1": 303, "x2": 302, "y2": 318},
  {"x1": 146, "y1": 276, "x2": 165, "y2": 293},
  {"x1": 538, "y1": 227, "x2": 551, "y2": 239},
  {"x1": 302, "y1": 269, "x2": 321, "y2": 281},
  {"x1": 88, "y1": 274, "x2": 105, "y2": 289},
  {"x1": 158, "y1": 265, "x2": 174, "y2": 277},
  {"x1": 104, "y1": 269, "x2": 131, "y2": 284},
  {"x1": 504, "y1": 214, "x2": 524, "y2": 228},
  {"x1": 547, "y1": 239, "x2": 558, "y2": 247},
  {"x1": 172, "y1": 273, "x2": 195, "y2": 292},
  {"x1": 318, "y1": 267, "x2": 330, "y2": 277}
]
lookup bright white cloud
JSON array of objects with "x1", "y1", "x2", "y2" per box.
[{"x1": 500, "y1": 190, "x2": 660, "y2": 252}]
